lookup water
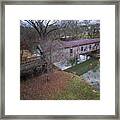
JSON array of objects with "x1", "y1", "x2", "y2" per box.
[
  {"x1": 54, "y1": 55, "x2": 89, "y2": 70},
  {"x1": 54, "y1": 62, "x2": 72, "y2": 70},
  {"x1": 82, "y1": 67, "x2": 100, "y2": 90}
]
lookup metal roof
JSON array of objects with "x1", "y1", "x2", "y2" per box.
[{"x1": 62, "y1": 38, "x2": 100, "y2": 48}]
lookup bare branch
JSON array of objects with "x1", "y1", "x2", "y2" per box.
[
  {"x1": 43, "y1": 20, "x2": 51, "y2": 35},
  {"x1": 46, "y1": 28, "x2": 59, "y2": 36},
  {"x1": 25, "y1": 20, "x2": 42, "y2": 37}
]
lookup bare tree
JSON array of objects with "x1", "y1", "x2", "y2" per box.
[
  {"x1": 21, "y1": 20, "x2": 63, "y2": 78},
  {"x1": 24, "y1": 20, "x2": 61, "y2": 58}
]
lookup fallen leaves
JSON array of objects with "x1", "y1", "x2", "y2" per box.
[{"x1": 20, "y1": 70, "x2": 72, "y2": 100}]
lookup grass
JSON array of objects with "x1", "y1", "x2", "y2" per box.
[
  {"x1": 54, "y1": 75, "x2": 100, "y2": 100},
  {"x1": 21, "y1": 58, "x2": 100, "y2": 100},
  {"x1": 64, "y1": 58, "x2": 99, "y2": 76}
]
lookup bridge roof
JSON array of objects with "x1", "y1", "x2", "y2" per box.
[{"x1": 62, "y1": 38, "x2": 100, "y2": 48}]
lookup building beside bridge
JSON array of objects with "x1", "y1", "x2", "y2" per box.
[{"x1": 52, "y1": 38, "x2": 100, "y2": 63}]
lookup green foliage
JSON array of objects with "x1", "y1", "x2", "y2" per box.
[
  {"x1": 93, "y1": 62, "x2": 100, "y2": 72},
  {"x1": 79, "y1": 34, "x2": 97, "y2": 39},
  {"x1": 65, "y1": 59, "x2": 99, "y2": 76},
  {"x1": 55, "y1": 75, "x2": 100, "y2": 100},
  {"x1": 69, "y1": 57, "x2": 76, "y2": 66}
]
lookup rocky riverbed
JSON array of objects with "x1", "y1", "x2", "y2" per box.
[{"x1": 82, "y1": 66, "x2": 100, "y2": 91}]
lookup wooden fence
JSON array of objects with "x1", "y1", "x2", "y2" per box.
[{"x1": 20, "y1": 56, "x2": 47, "y2": 78}]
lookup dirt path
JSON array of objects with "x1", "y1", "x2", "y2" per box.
[{"x1": 20, "y1": 70, "x2": 72, "y2": 100}]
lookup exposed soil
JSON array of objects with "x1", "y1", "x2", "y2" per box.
[{"x1": 20, "y1": 70, "x2": 72, "y2": 100}]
